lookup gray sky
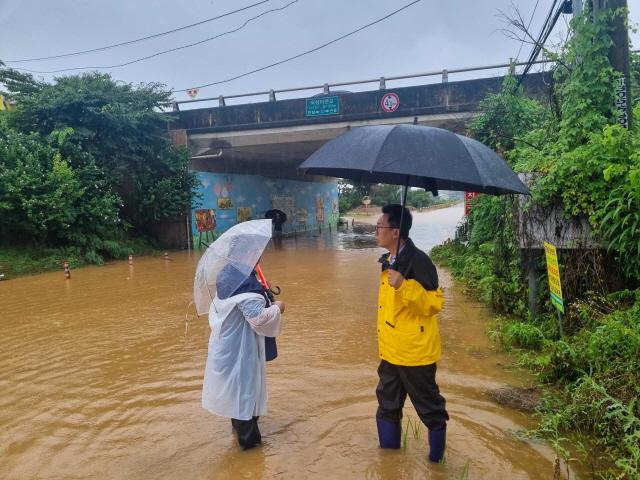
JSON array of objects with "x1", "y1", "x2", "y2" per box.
[{"x1": 1, "y1": 0, "x2": 639, "y2": 107}]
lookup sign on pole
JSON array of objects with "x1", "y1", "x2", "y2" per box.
[
  {"x1": 543, "y1": 242, "x2": 564, "y2": 314},
  {"x1": 464, "y1": 192, "x2": 480, "y2": 215},
  {"x1": 614, "y1": 75, "x2": 629, "y2": 128}
]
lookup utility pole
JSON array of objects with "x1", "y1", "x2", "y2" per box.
[
  {"x1": 572, "y1": 0, "x2": 583, "y2": 15},
  {"x1": 586, "y1": 0, "x2": 632, "y2": 128},
  {"x1": 607, "y1": 0, "x2": 632, "y2": 129}
]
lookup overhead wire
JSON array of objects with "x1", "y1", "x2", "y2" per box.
[
  {"x1": 526, "y1": 0, "x2": 559, "y2": 64},
  {"x1": 4, "y1": 0, "x2": 271, "y2": 63},
  {"x1": 12, "y1": 0, "x2": 300, "y2": 74},
  {"x1": 172, "y1": 0, "x2": 423, "y2": 93},
  {"x1": 514, "y1": 0, "x2": 542, "y2": 60},
  {"x1": 516, "y1": 0, "x2": 562, "y2": 89}
]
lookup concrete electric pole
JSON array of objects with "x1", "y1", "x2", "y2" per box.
[
  {"x1": 585, "y1": 0, "x2": 632, "y2": 128},
  {"x1": 607, "y1": 0, "x2": 632, "y2": 129}
]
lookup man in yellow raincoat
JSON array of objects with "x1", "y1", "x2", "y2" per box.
[{"x1": 374, "y1": 204, "x2": 448, "y2": 462}]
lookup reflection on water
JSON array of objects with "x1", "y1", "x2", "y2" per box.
[{"x1": 0, "y1": 205, "x2": 564, "y2": 479}]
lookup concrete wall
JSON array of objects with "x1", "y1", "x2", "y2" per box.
[
  {"x1": 192, "y1": 171, "x2": 339, "y2": 245},
  {"x1": 171, "y1": 73, "x2": 550, "y2": 134}
]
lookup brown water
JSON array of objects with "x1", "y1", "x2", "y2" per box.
[{"x1": 1, "y1": 205, "x2": 560, "y2": 479}]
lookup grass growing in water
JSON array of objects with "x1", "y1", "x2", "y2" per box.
[{"x1": 401, "y1": 416, "x2": 424, "y2": 451}]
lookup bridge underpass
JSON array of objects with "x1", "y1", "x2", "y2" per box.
[
  {"x1": 167, "y1": 71, "x2": 550, "y2": 244},
  {"x1": 186, "y1": 112, "x2": 475, "y2": 182}
]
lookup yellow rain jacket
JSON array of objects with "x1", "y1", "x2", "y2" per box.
[{"x1": 377, "y1": 239, "x2": 444, "y2": 366}]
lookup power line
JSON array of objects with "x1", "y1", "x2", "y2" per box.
[
  {"x1": 12, "y1": 0, "x2": 300, "y2": 74},
  {"x1": 173, "y1": 0, "x2": 423, "y2": 93},
  {"x1": 4, "y1": 0, "x2": 271, "y2": 64},
  {"x1": 516, "y1": 0, "x2": 561, "y2": 89},
  {"x1": 527, "y1": 0, "x2": 558, "y2": 64},
  {"x1": 515, "y1": 0, "x2": 542, "y2": 60}
]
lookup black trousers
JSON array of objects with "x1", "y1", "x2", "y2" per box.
[
  {"x1": 376, "y1": 360, "x2": 449, "y2": 431},
  {"x1": 231, "y1": 417, "x2": 261, "y2": 449}
]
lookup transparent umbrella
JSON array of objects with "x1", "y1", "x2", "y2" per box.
[{"x1": 193, "y1": 219, "x2": 272, "y2": 315}]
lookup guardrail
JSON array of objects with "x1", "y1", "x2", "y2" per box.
[{"x1": 172, "y1": 58, "x2": 553, "y2": 110}]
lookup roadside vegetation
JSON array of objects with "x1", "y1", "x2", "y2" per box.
[
  {"x1": 338, "y1": 181, "x2": 458, "y2": 213},
  {"x1": 432, "y1": 9, "x2": 639, "y2": 479},
  {"x1": 0, "y1": 66, "x2": 198, "y2": 277}
]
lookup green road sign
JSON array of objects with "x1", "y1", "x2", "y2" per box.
[{"x1": 306, "y1": 96, "x2": 340, "y2": 116}]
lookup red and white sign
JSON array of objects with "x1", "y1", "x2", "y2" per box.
[
  {"x1": 464, "y1": 192, "x2": 481, "y2": 216},
  {"x1": 381, "y1": 92, "x2": 400, "y2": 113}
]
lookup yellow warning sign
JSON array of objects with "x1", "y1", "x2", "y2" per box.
[
  {"x1": 0, "y1": 95, "x2": 11, "y2": 111},
  {"x1": 544, "y1": 242, "x2": 564, "y2": 313}
]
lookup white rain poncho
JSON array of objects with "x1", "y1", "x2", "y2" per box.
[
  {"x1": 194, "y1": 219, "x2": 272, "y2": 316},
  {"x1": 202, "y1": 291, "x2": 282, "y2": 420}
]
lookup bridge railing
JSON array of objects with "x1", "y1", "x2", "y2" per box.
[{"x1": 172, "y1": 58, "x2": 553, "y2": 111}]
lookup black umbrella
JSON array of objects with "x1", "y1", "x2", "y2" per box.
[
  {"x1": 264, "y1": 209, "x2": 287, "y2": 230},
  {"x1": 298, "y1": 124, "x2": 529, "y2": 195},
  {"x1": 298, "y1": 124, "x2": 529, "y2": 262}
]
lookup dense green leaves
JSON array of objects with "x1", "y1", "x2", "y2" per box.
[
  {"x1": 433, "y1": 8, "x2": 640, "y2": 477},
  {"x1": 0, "y1": 70, "x2": 198, "y2": 262},
  {"x1": 507, "y1": 10, "x2": 640, "y2": 282},
  {"x1": 4, "y1": 72, "x2": 198, "y2": 232},
  {"x1": 554, "y1": 9, "x2": 617, "y2": 149},
  {"x1": 468, "y1": 75, "x2": 547, "y2": 155},
  {"x1": 0, "y1": 126, "x2": 121, "y2": 257}
]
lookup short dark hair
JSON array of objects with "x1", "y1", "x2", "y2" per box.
[{"x1": 382, "y1": 204, "x2": 412, "y2": 239}]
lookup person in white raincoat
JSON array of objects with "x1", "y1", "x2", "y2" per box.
[{"x1": 202, "y1": 263, "x2": 285, "y2": 449}]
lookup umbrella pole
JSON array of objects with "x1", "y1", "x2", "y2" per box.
[{"x1": 393, "y1": 179, "x2": 409, "y2": 265}]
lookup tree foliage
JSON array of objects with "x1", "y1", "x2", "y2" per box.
[
  {"x1": 0, "y1": 70, "x2": 198, "y2": 261},
  {"x1": 508, "y1": 9, "x2": 640, "y2": 281},
  {"x1": 468, "y1": 75, "x2": 547, "y2": 155},
  {"x1": 433, "y1": 9, "x2": 640, "y2": 477},
  {"x1": 5, "y1": 72, "x2": 198, "y2": 233},
  {"x1": 0, "y1": 122, "x2": 122, "y2": 260}
]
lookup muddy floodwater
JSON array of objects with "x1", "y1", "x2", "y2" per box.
[{"x1": 1, "y1": 204, "x2": 562, "y2": 479}]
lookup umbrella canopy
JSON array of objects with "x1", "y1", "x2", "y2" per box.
[
  {"x1": 298, "y1": 124, "x2": 529, "y2": 195},
  {"x1": 264, "y1": 209, "x2": 287, "y2": 225},
  {"x1": 193, "y1": 219, "x2": 272, "y2": 315}
]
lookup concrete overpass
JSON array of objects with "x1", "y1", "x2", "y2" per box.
[
  {"x1": 168, "y1": 71, "x2": 550, "y2": 180},
  {"x1": 164, "y1": 69, "x2": 551, "y2": 245}
]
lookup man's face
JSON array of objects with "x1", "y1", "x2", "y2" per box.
[{"x1": 375, "y1": 213, "x2": 398, "y2": 250}]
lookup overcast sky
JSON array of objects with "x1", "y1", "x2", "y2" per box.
[{"x1": 2, "y1": 0, "x2": 639, "y2": 107}]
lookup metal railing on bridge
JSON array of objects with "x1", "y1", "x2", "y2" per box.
[{"x1": 173, "y1": 57, "x2": 554, "y2": 111}]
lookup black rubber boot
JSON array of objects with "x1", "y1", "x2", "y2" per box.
[
  {"x1": 376, "y1": 417, "x2": 401, "y2": 449},
  {"x1": 428, "y1": 428, "x2": 446, "y2": 463},
  {"x1": 231, "y1": 417, "x2": 262, "y2": 450}
]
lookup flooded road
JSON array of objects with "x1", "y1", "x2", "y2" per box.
[{"x1": 0, "y1": 203, "x2": 559, "y2": 479}]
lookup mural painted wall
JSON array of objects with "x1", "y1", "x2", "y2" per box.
[{"x1": 192, "y1": 171, "x2": 339, "y2": 241}]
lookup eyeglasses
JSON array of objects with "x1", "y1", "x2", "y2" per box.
[{"x1": 375, "y1": 225, "x2": 396, "y2": 232}]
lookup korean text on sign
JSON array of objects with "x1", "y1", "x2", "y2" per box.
[{"x1": 543, "y1": 241, "x2": 564, "y2": 313}]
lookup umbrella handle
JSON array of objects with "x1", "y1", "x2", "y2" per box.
[
  {"x1": 256, "y1": 264, "x2": 281, "y2": 298},
  {"x1": 393, "y1": 180, "x2": 409, "y2": 268},
  {"x1": 255, "y1": 264, "x2": 269, "y2": 289}
]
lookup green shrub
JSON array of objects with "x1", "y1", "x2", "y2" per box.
[{"x1": 503, "y1": 322, "x2": 545, "y2": 350}]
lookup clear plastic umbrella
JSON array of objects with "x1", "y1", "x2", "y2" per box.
[{"x1": 193, "y1": 219, "x2": 272, "y2": 315}]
